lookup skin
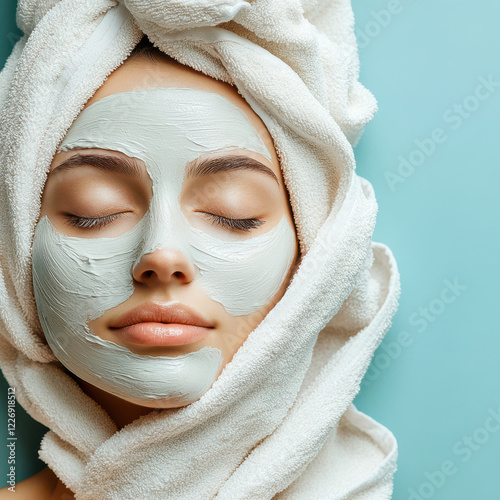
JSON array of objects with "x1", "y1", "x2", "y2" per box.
[{"x1": 6, "y1": 50, "x2": 298, "y2": 499}]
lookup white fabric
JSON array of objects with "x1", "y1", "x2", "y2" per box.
[{"x1": 0, "y1": 0, "x2": 400, "y2": 498}]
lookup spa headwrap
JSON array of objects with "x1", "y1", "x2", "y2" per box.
[{"x1": 0, "y1": 0, "x2": 401, "y2": 498}]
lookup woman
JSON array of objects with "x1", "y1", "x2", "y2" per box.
[
  {"x1": 4, "y1": 35, "x2": 300, "y2": 499},
  {"x1": 0, "y1": 1, "x2": 400, "y2": 499}
]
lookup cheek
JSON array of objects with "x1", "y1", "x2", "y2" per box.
[
  {"x1": 32, "y1": 215, "x2": 144, "y2": 331},
  {"x1": 187, "y1": 215, "x2": 296, "y2": 316}
]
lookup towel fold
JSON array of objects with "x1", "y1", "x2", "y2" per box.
[{"x1": 0, "y1": 0, "x2": 400, "y2": 498}]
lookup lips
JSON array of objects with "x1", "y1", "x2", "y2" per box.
[{"x1": 109, "y1": 301, "x2": 215, "y2": 346}]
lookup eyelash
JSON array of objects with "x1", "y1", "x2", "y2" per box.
[
  {"x1": 205, "y1": 213, "x2": 265, "y2": 232},
  {"x1": 63, "y1": 213, "x2": 265, "y2": 232},
  {"x1": 64, "y1": 214, "x2": 120, "y2": 229}
]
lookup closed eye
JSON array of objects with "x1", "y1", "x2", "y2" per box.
[
  {"x1": 63, "y1": 213, "x2": 121, "y2": 230},
  {"x1": 204, "y1": 213, "x2": 265, "y2": 232}
]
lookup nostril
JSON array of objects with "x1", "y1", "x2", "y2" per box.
[{"x1": 132, "y1": 248, "x2": 196, "y2": 285}]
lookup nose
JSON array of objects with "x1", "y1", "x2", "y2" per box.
[{"x1": 132, "y1": 247, "x2": 196, "y2": 287}]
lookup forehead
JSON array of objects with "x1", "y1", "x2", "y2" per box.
[{"x1": 58, "y1": 88, "x2": 272, "y2": 168}]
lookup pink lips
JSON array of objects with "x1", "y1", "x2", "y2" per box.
[{"x1": 109, "y1": 301, "x2": 215, "y2": 346}]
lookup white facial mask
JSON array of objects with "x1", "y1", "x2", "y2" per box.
[{"x1": 32, "y1": 88, "x2": 296, "y2": 406}]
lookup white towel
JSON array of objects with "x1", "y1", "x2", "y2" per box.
[{"x1": 0, "y1": 0, "x2": 400, "y2": 498}]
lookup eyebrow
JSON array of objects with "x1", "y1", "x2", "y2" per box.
[
  {"x1": 50, "y1": 152, "x2": 280, "y2": 185},
  {"x1": 49, "y1": 153, "x2": 142, "y2": 177},
  {"x1": 186, "y1": 155, "x2": 280, "y2": 185}
]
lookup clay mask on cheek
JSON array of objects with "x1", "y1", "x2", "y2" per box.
[{"x1": 32, "y1": 88, "x2": 296, "y2": 406}]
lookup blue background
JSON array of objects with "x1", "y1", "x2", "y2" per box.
[{"x1": 1, "y1": 1, "x2": 499, "y2": 498}]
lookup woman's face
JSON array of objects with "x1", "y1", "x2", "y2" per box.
[{"x1": 34, "y1": 53, "x2": 298, "y2": 411}]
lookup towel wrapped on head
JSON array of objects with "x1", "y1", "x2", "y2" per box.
[{"x1": 0, "y1": 0, "x2": 400, "y2": 498}]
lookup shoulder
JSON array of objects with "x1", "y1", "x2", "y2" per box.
[{"x1": 0, "y1": 466, "x2": 57, "y2": 500}]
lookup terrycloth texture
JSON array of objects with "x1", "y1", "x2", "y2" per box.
[{"x1": 0, "y1": 0, "x2": 400, "y2": 498}]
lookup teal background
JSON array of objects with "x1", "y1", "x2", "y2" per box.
[{"x1": 0, "y1": 1, "x2": 499, "y2": 497}]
